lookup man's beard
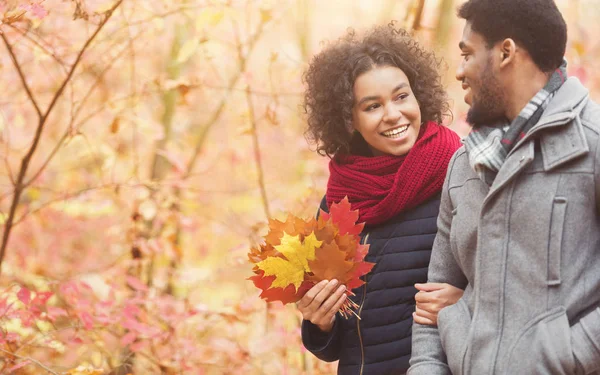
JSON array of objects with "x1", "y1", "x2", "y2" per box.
[{"x1": 466, "y1": 61, "x2": 506, "y2": 127}]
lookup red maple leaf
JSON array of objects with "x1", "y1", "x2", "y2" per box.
[
  {"x1": 248, "y1": 271, "x2": 313, "y2": 304},
  {"x1": 319, "y1": 197, "x2": 364, "y2": 236}
]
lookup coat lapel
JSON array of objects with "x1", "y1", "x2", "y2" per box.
[{"x1": 483, "y1": 78, "x2": 590, "y2": 200}]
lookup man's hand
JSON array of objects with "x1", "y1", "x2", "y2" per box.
[
  {"x1": 296, "y1": 279, "x2": 347, "y2": 333},
  {"x1": 413, "y1": 282, "x2": 464, "y2": 326}
]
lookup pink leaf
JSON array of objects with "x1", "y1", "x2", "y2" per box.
[
  {"x1": 46, "y1": 306, "x2": 68, "y2": 322},
  {"x1": 121, "y1": 331, "x2": 137, "y2": 346},
  {"x1": 17, "y1": 287, "x2": 31, "y2": 305},
  {"x1": 32, "y1": 291, "x2": 53, "y2": 306},
  {"x1": 29, "y1": 3, "x2": 48, "y2": 19},
  {"x1": 79, "y1": 311, "x2": 94, "y2": 330},
  {"x1": 7, "y1": 360, "x2": 31, "y2": 372},
  {"x1": 126, "y1": 276, "x2": 148, "y2": 292},
  {"x1": 130, "y1": 340, "x2": 146, "y2": 352}
]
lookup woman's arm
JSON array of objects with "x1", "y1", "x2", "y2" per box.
[
  {"x1": 413, "y1": 282, "x2": 464, "y2": 326},
  {"x1": 298, "y1": 279, "x2": 347, "y2": 362}
]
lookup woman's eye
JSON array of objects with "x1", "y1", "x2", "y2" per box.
[
  {"x1": 461, "y1": 53, "x2": 470, "y2": 61},
  {"x1": 395, "y1": 94, "x2": 408, "y2": 101},
  {"x1": 365, "y1": 104, "x2": 379, "y2": 111}
]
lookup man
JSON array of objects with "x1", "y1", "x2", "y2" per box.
[{"x1": 408, "y1": 0, "x2": 600, "y2": 374}]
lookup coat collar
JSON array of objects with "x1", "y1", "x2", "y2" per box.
[
  {"x1": 514, "y1": 77, "x2": 590, "y2": 171},
  {"x1": 485, "y1": 78, "x2": 590, "y2": 201}
]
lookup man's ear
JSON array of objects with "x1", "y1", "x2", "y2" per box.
[{"x1": 499, "y1": 38, "x2": 517, "y2": 68}]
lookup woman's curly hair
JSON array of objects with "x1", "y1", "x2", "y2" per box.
[{"x1": 303, "y1": 23, "x2": 450, "y2": 157}]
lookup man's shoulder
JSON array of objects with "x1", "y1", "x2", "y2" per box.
[
  {"x1": 580, "y1": 98, "x2": 600, "y2": 135},
  {"x1": 446, "y1": 145, "x2": 479, "y2": 185}
]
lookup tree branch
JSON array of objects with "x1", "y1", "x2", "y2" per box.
[
  {"x1": 245, "y1": 86, "x2": 271, "y2": 220},
  {"x1": 0, "y1": 347, "x2": 59, "y2": 375},
  {"x1": 0, "y1": 33, "x2": 42, "y2": 118},
  {"x1": 184, "y1": 16, "x2": 269, "y2": 178},
  {"x1": 0, "y1": 0, "x2": 124, "y2": 275}
]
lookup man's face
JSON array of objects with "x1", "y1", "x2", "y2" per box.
[{"x1": 456, "y1": 22, "x2": 506, "y2": 126}]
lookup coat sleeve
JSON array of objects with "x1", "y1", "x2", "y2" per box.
[
  {"x1": 570, "y1": 133, "x2": 600, "y2": 374},
  {"x1": 408, "y1": 153, "x2": 468, "y2": 375},
  {"x1": 301, "y1": 316, "x2": 342, "y2": 362}
]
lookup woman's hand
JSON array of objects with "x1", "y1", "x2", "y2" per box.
[
  {"x1": 296, "y1": 279, "x2": 347, "y2": 333},
  {"x1": 412, "y1": 282, "x2": 464, "y2": 326}
]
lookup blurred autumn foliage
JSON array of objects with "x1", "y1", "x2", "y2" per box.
[{"x1": 0, "y1": 0, "x2": 598, "y2": 374}]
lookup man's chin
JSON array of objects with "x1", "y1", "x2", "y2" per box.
[{"x1": 466, "y1": 107, "x2": 504, "y2": 128}]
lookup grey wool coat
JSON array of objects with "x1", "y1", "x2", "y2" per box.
[{"x1": 408, "y1": 77, "x2": 600, "y2": 375}]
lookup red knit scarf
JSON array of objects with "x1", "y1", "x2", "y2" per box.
[{"x1": 326, "y1": 121, "x2": 461, "y2": 226}]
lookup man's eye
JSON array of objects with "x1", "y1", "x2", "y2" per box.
[{"x1": 461, "y1": 53, "x2": 470, "y2": 60}]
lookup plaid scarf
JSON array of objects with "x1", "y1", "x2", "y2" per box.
[{"x1": 464, "y1": 60, "x2": 568, "y2": 185}]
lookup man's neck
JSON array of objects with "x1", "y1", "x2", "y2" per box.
[{"x1": 505, "y1": 69, "x2": 551, "y2": 121}]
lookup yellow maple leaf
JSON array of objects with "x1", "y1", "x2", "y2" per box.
[{"x1": 256, "y1": 232, "x2": 322, "y2": 289}]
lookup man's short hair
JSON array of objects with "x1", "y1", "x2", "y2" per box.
[{"x1": 458, "y1": 0, "x2": 567, "y2": 73}]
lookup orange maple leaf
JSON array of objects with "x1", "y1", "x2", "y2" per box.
[
  {"x1": 308, "y1": 242, "x2": 354, "y2": 282},
  {"x1": 264, "y1": 215, "x2": 317, "y2": 246}
]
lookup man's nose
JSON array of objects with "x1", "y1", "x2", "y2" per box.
[{"x1": 456, "y1": 63, "x2": 465, "y2": 82}]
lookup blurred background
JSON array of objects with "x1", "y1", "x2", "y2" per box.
[{"x1": 0, "y1": 0, "x2": 598, "y2": 373}]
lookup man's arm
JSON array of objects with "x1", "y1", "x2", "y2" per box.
[
  {"x1": 408, "y1": 154, "x2": 468, "y2": 375},
  {"x1": 570, "y1": 131, "x2": 600, "y2": 374}
]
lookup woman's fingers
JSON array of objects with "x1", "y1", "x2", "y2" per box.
[
  {"x1": 415, "y1": 290, "x2": 434, "y2": 303},
  {"x1": 412, "y1": 311, "x2": 435, "y2": 325},
  {"x1": 296, "y1": 281, "x2": 321, "y2": 309},
  {"x1": 296, "y1": 280, "x2": 346, "y2": 325},
  {"x1": 414, "y1": 282, "x2": 446, "y2": 292},
  {"x1": 328, "y1": 291, "x2": 347, "y2": 316},
  {"x1": 414, "y1": 306, "x2": 437, "y2": 322},
  {"x1": 318, "y1": 285, "x2": 346, "y2": 315},
  {"x1": 297, "y1": 280, "x2": 330, "y2": 309}
]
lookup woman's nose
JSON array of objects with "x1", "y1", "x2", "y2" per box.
[{"x1": 382, "y1": 103, "x2": 401, "y2": 123}]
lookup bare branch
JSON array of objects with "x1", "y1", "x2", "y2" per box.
[
  {"x1": 184, "y1": 16, "x2": 269, "y2": 178},
  {"x1": 6, "y1": 24, "x2": 69, "y2": 68},
  {"x1": 245, "y1": 85, "x2": 271, "y2": 219},
  {"x1": 0, "y1": 0, "x2": 124, "y2": 275},
  {"x1": 25, "y1": 29, "x2": 145, "y2": 187},
  {"x1": 0, "y1": 347, "x2": 59, "y2": 375},
  {"x1": 41, "y1": 1, "x2": 124, "y2": 123},
  {"x1": 0, "y1": 33, "x2": 42, "y2": 118}
]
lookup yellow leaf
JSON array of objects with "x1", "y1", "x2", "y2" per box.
[
  {"x1": 65, "y1": 365, "x2": 104, "y2": 375},
  {"x1": 176, "y1": 38, "x2": 201, "y2": 64},
  {"x1": 256, "y1": 233, "x2": 322, "y2": 289},
  {"x1": 573, "y1": 40, "x2": 586, "y2": 57},
  {"x1": 95, "y1": 1, "x2": 117, "y2": 14},
  {"x1": 257, "y1": 257, "x2": 305, "y2": 289},
  {"x1": 110, "y1": 117, "x2": 120, "y2": 133},
  {"x1": 260, "y1": 9, "x2": 273, "y2": 24},
  {"x1": 195, "y1": 8, "x2": 224, "y2": 29}
]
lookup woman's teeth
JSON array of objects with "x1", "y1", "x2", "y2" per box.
[{"x1": 382, "y1": 125, "x2": 409, "y2": 138}]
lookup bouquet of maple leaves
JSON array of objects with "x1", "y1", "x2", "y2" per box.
[{"x1": 248, "y1": 197, "x2": 375, "y2": 318}]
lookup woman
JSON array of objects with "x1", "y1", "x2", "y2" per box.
[{"x1": 297, "y1": 24, "x2": 463, "y2": 374}]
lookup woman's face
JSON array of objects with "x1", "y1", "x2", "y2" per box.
[{"x1": 352, "y1": 66, "x2": 422, "y2": 156}]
